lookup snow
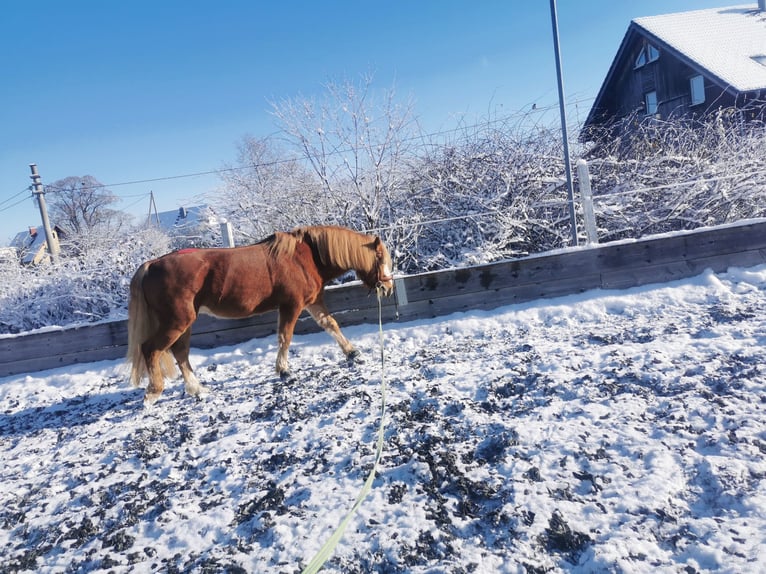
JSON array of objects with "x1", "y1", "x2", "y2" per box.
[
  {"x1": 635, "y1": 4, "x2": 766, "y2": 92},
  {"x1": 2, "y1": 264, "x2": 766, "y2": 572}
]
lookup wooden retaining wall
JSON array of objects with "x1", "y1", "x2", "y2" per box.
[{"x1": 2, "y1": 219, "x2": 766, "y2": 378}]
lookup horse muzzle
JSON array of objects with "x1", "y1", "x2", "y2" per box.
[{"x1": 376, "y1": 277, "x2": 394, "y2": 297}]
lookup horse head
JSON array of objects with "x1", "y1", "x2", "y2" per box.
[{"x1": 370, "y1": 236, "x2": 394, "y2": 297}]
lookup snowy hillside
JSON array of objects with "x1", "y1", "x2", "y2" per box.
[{"x1": 1, "y1": 264, "x2": 766, "y2": 573}]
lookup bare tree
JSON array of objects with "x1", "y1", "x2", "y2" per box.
[
  {"x1": 46, "y1": 175, "x2": 129, "y2": 254},
  {"x1": 214, "y1": 136, "x2": 330, "y2": 241},
  {"x1": 270, "y1": 73, "x2": 420, "y2": 235}
]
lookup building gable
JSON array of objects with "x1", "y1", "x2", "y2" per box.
[{"x1": 583, "y1": 4, "x2": 766, "y2": 140}]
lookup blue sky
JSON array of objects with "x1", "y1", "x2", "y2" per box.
[{"x1": 0, "y1": 0, "x2": 736, "y2": 244}]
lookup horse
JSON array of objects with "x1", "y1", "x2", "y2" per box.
[{"x1": 126, "y1": 225, "x2": 394, "y2": 406}]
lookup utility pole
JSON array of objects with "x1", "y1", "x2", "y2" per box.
[
  {"x1": 29, "y1": 164, "x2": 60, "y2": 262},
  {"x1": 148, "y1": 190, "x2": 160, "y2": 225},
  {"x1": 549, "y1": 0, "x2": 579, "y2": 246}
]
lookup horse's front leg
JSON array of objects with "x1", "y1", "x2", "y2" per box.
[
  {"x1": 306, "y1": 301, "x2": 360, "y2": 362},
  {"x1": 276, "y1": 304, "x2": 303, "y2": 380}
]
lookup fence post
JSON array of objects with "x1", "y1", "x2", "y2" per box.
[
  {"x1": 576, "y1": 159, "x2": 598, "y2": 245},
  {"x1": 220, "y1": 221, "x2": 235, "y2": 247},
  {"x1": 394, "y1": 277, "x2": 408, "y2": 308}
]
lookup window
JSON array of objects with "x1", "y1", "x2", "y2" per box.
[
  {"x1": 645, "y1": 91, "x2": 658, "y2": 115},
  {"x1": 647, "y1": 44, "x2": 660, "y2": 63},
  {"x1": 752, "y1": 55, "x2": 766, "y2": 67},
  {"x1": 690, "y1": 75, "x2": 705, "y2": 105},
  {"x1": 635, "y1": 42, "x2": 660, "y2": 68}
]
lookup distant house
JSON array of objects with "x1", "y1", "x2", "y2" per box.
[
  {"x1": 149, "y1": 205, "x2": 219, "y2": 248},
  {"x1": 581, "y1": 3, "x2": 766, "y2": 141},
  {"x1": 9, "y1": 225, "x2": 65, "y2": 265}
]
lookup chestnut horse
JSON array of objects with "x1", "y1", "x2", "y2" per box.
[{"x1": 126, "y1": 225, "x2": 394, "y2": 406}]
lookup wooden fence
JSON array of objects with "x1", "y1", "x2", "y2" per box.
[{"x1": 2, "y1": 218, "x2": 766, "y2": 378}]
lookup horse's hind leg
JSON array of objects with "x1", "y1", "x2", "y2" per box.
[
  {"x1": 276, "y1": 304, "x2": 303, "y2": 380},
  {"x1": 143, "y1": 347, "x2": 170, "y2": 407},
  {"x1": 171, "y1": 327, "x2": 208, "y2": 399},
  {"x1": 307, "y1": 302, "x2": 359, "y2": 362},
  {"x1": 141, "y1": 325, "x2": 189, "y2": 406}
]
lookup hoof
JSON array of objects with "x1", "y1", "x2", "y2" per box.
[
  {"x1": 347, "y1": 349, "x2": 364, "y2": 364},
  {"x1": 279, "y1": 370, "x2": 296, "y2": 383},
  {"x1": 185, "y1": 383, "x2": 210, "y2": 400},
  {"x1": 143, "y1": 392, "x2": 161, "y2": 408}
]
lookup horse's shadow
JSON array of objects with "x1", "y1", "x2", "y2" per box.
[{"x1": 0, "y1": 388, "x2": 143, "y2": 438}]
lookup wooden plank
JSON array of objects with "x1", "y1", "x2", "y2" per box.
[
  {"x1": 187, "y1": 300, "x2": 396, "y2": 349},
  {"x1": 616, "y1": 222, "x2": 766, "y2": 267},
  {"x1": 402, "y1": 249, "x2": 600, "y2": 305},
  {"x1": 192, "y1": 311, "x2": 278, "y2": 335},
  {"x1": 0, "y1": 285, "x2": 391, "y2": 373},
  {"x1": 0, "y1": 321, "x2": 128, "y2": 364},
  {"x1": 602, "y1": 248, "x2": 766, "y2": 290},
  {"x1": 394, "y1": 272, "x2": 604, "y2": 322},
  {"x1": 0, "y1": 345, "x2": 127, "y2": 378},
  {"x1": 323, "y1": 281, "x2": 384, "y2": 310}
]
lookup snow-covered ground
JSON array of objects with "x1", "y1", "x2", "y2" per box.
[{"x1": 2, "y1": 264, "x2": 766, "y2": 573}]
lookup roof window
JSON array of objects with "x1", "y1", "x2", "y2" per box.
[{"x1": 635, "y1": 42, "x2": 660, "y2": 68}]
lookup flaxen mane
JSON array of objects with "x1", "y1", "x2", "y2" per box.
[
  {"x1": 265, "y1": 230, "x2": 301, "y2": 259},
  {"x1": 300, "y1": 226, "x2": 379, "y2": 270},
  {"x1": 267, "y1": 226, "x2": 381, "y2": 271}
]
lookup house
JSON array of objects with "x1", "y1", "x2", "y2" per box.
[
  {"x1": 149, "y1": 205, "x2": 219, "y2": 248},
  {"x1": 581, "y1": 3, "x2": 766, "y2": 141},
  {"x1": 9, "y1": 225, "x2": 65, "y2": 265}
]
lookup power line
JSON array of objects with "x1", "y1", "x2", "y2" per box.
[
  {"x1": 0, "y1": 186, "x2": 31, "y2": 208},
  {"x1": 120, "y1": 193, "x2": 152, "y2": 211},
  {"x1": 590, "y1": 167, "x2": 766, "y2": 200},
  {"x1": 38, "y1": 97, "x2": 595, "y2": 194},
  {"x1": 366, "y1": 166, "x2": 766, "y2": 234},
  {"x1": 0, "y1": 194, "x2": 32, "y2": 213}
]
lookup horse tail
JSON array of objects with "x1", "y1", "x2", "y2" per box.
[{"x1": 126, "y1": 262, "x2": 177, "y2": 386}]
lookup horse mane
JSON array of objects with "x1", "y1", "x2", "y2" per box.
[
  {"x1": 266, "y1": 225, "x2": 380, "y2": 271},
  {"x1": 264, "y1": 231, "x2": 298, "y2": 259}
]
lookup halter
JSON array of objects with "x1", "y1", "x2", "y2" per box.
[
  {"x1": 375, "y1": 257, "x2": 394, "y2": 290},
  {"x1": 375, "y1": 267, "x2": 394, "y2": 293}
]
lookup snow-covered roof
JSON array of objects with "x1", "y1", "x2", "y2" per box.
[
  {"x1": 151, "y1": 205, "x2": 211, "y2": 231},
  {"x1": 9, "y1": 228, "x2": 56, "y2": 264},
  {"x1": 634, "y1": 4, "x2": 766, "y2": 92}
]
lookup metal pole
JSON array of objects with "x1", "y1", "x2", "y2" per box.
[
  {"x1": 29, "y1": 164, "x2": 60, "y2": 262},
  {"x1": 549, "y1": 0, "x2": 578, "y2": 246}
]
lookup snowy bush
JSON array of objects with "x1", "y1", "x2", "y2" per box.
[
  {"x1": 0, "y1": 227, "x2": 169, "y2": 334},
  {"x1": 586, "y1": 111, "x2": 766, "y2": 241},
  {"x1": 400, "y1": 121, "x2": 575, "y2": 270}
]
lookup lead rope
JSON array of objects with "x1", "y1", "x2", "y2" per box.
[{"x1": 300, "y1": 290, "x2": 388, "y2": 574}]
